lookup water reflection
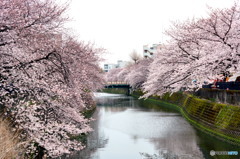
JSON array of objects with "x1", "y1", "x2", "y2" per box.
[{"x1": 68, "y1": 93, "x2": 240, "y2": 159}]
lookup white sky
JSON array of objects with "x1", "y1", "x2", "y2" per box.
[{"x1": 62, "y1": 0, "x2": 236, "y2": 66}]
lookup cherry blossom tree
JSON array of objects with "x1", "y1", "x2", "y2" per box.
[
  {"x1": 143, "y1": 3, "x2": 240, "y2": 97},
  {"x1": 105, "y1": 58, "x2": 153, "y2": 90},
  {"x1": 117, "y1": 65, "x2": 132, "y2": 82},
  {"x1": 0, "y1": 0, "x2": 104, "y2": 157},
  {"x1": 125, "y1": 58, "x2": 153, "y2": 89},
  {"x1": 105, "y1": 67, "x2": 123, "y2": 82}
]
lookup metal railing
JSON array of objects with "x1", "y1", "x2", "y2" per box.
[
  {"x1": 202, "y1": 82, "x2": 240, "y2": 90},
  {"x1": 107, "y1": 82, "x2": 129, "y2": 85}
]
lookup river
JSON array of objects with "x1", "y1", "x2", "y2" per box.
[{"x1": 68, "y1": 93, "x2": 240, "y2": 159}]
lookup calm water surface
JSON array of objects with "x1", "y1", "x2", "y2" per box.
[{"x1": 69, "y1": 93, "x2": 240, "y2": 159}]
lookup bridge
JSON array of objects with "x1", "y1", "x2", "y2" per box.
[
  {"x1": 105, "y1": 82, "x2": 131, "y2": 88},
  {"x1": 104, "y1": 82, "x2": 132, "y2": 95}
]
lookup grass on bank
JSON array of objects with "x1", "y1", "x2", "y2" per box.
[{"x1": 0, "y1": 118, "x2": 22, "y2": 159}]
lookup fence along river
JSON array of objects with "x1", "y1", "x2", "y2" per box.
[{"x1": 68, "y1": 93, "x2": 240, "y2": 159}]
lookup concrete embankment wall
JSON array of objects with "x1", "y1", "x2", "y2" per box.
[{"x1": 132, "y1": 91, "x2": 240, "y2": 145}]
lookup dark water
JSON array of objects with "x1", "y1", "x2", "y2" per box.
[{"x1": 69, "y1": 93, "x2": 240, "y2": 159}]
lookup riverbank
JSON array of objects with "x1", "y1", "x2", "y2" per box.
[
  {"x1": 99, "y1": 88, "x2": 129, "y2": 95},
  {"x1": 74, "y1": 105, "x2": 97, "y2": 144},
  {"x1": 131, "y1": 90, "x2": 240, "y2": 145}
]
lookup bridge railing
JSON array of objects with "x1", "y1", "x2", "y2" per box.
[{"x1": 107, "y1": 81, "x2": 129, "y2": 85}]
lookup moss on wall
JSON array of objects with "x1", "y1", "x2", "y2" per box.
[{"x1": 132, "y1": 91, "x2": 240, "y2": 145}]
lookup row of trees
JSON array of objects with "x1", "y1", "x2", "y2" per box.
[
  {"x1": 0, "y1": 0, "x2": 104, "y2": 158},
  {"x1": 106, "y1": 3, "x2": 240, "y2": 98}
]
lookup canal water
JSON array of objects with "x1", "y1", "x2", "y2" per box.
[{"x1": 69, "y1": 93, "x2": 240, "y2": 159}]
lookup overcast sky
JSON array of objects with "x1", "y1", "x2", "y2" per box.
[{"x1": 62, "y1": 0, "x2": 236, "y2": 66}]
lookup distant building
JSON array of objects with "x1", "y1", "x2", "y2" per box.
[
  {"x1": 143, "y1": 43, "x2": 161, "y2": 58},
  {"x1": 103, "y1": 64, "x2": 117, "y2": 72},
  {"x1": 103, "y1": 60, "x2": 128, "y2": 72}
]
